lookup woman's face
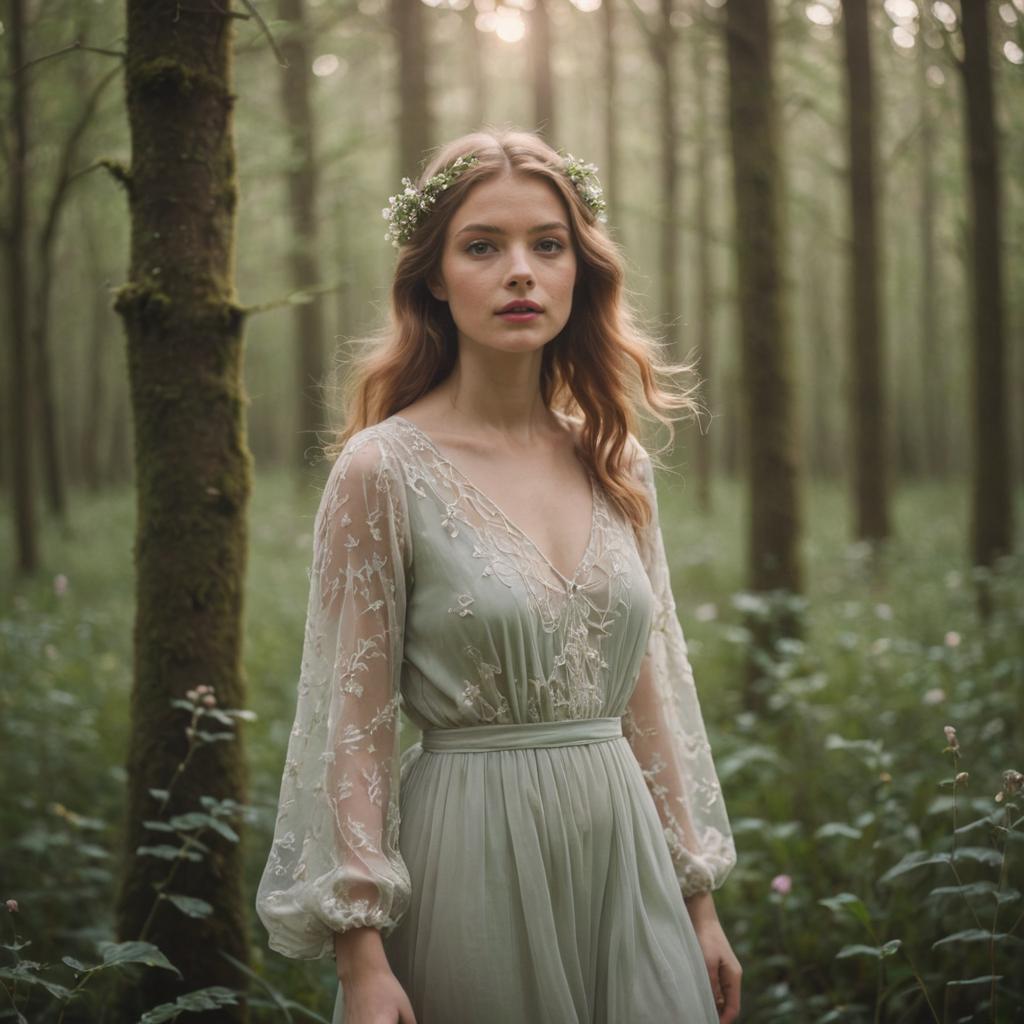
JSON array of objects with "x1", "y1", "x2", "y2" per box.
[{"x1": 429, "y1": 171, "x2": 578, "y2": 357}]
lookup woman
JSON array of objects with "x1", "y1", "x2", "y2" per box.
[{"x1": 255, "y1": 129, "x2": 741, "y2": 1024}]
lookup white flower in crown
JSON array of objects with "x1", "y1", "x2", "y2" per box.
[
  {"x1": 382, "y1": 153, "x2": 482, "y2": 248},
  {"x1": 558, "y1": 150, "x2": 608, "y2": 224}
]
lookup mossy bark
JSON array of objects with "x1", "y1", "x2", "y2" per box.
[
  {"x1": 840, "y1": 0, "x2": 890, "y2": 544},
  {"x1": 111, "y1": 4, "x2": 252, "y2": 1020},
  {"x1": 724, "y1": 0, "x2": 804, "y2": 711},
  {"x1": 960, "y1": 0, "x2": 1013, "y2": 595}
]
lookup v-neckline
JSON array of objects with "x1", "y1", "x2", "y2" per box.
[{"x1": 389, "y1": 413, "x2": 598, "y2": 589}]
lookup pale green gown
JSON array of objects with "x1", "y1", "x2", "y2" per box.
[{"x1": 255, "y1": 414, "x2": 737, "y2": 1024}]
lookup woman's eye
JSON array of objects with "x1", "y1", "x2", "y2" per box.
[{"x1": 465, "y1": 239, "x2": 565, "y2": 256}]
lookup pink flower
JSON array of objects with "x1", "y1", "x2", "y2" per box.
[
  {"x1": 770, "y1": 874, "x2": 792, "y2": 895},
  {"x1": 5, "y1": 899, "x2": 18, "y2": 913},
  {"x1": 944, "y1": 631, "x2": 961, "y2": 648},
  {"x1": 53, "y1": 574, "x2": 68, "y2": 597},
  {"x1": 944, "y1": 725, "x2": 959, "y2": 751},
  {"x1": 202, "y1": 694, "x2": 217, "y2": 708},
  {"x1": 922, "y1": 688, "x2": 946, "y2": 705}
]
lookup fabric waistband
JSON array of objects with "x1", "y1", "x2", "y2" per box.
[{"x1": 420, "y1": 716, "x2": 624, "y2": 753}]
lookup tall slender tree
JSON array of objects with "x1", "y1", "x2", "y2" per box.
[
  {"x1": 5, "y1": 0, "x2": 37, "y2": 575},
  {"x1": 958, "y1": 0, "x2": 1013, "y2": 592},
  {"x1": 916, "y1": 28, "x2": 947, "y2": 476},
  {"x1": 724, "y1": 0, "x2": 804, "y2": 709},
  {"x1": 601, "y1": 0, "x2": 621, "y2": 227},
  {"x1": 393, "y1": 0, "x2": 434, "y2": 177},
  {"x1": 278, "y1": 0, "x2": 327, "y2": 472},
  {"x1": 840, "y1": 0, "x2": 890, "y2": 543},
  {"x1": 530, "y1": 0, "x2": 555, "y2": 139},
  {"x1": 111, "y1": 3, "x2": 252, "y2": 1018}
]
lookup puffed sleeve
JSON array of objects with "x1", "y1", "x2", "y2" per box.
[
  {"x1": 255, "y1": 435, "x2": 412, "y2": 959},
  {"x1": 623, "y1": 442, "x2": 737, "y2": 897}
]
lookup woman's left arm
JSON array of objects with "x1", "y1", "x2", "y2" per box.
[{"x1": 622, "y1": 441, "x2": 741, "y2": 1019}]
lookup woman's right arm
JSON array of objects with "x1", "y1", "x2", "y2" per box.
[
  {"x1": 335, "y1": 927, "x2": 417, "y2": 1024},
  {"x1": 255, "y1": 436, "x2": 415, "y2": 1010}
]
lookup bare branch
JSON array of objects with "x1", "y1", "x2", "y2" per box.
[
  {"x1": 240, "y1": 280, "x2": 349, "y2": 317},
  {"x1": 10, "y1": 39, "x2": 125, "y2": 76}
]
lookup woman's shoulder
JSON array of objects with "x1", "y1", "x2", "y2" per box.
[{"x1": 320, "y1": 419, "x2": 409, "y2": 492}]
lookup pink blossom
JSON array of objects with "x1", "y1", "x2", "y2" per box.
[
  {"x1": 770, "y1": 874, "x2": 792, "y2": 895},
  {"x1": 53, "y1": 574, "x2": 68, "y2": 597},
  {"x1": 944, "y1": 725, "x2": 959, "y2": 751},
  {"x1": 5, "y1": 899, "x2": 18, "y2": 913},
  {"x1": 944, "y1": 631, "x2": 961, "y2": 648},
  {"x1": 202, "y1": 694, "x2": 217, "y2": 708},
  {"x1": 922, "y1": 688, "x2": 946, "y2": 705}
]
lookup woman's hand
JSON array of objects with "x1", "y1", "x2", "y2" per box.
[
  {"x1": 335, "y1": 926, "x2": 417, "y2": 1024},
  {"x1": 685, "y1": 891, "x2": 742, "y2": 1022},
  {"x1": 340, "y1": 964, "x2": 417, "y2": 1024}
]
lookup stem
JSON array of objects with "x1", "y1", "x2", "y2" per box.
[
  {"x1": 899, "y1": 944, "x2": 942, "y2": 1024},
  {"x1": 136, "y1": 828, "x2": 208, "y2": 944}
]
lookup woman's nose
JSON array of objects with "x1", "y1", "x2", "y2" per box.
[{"x1": 505, "y1": 245, "x2": 534, "y2": 285}]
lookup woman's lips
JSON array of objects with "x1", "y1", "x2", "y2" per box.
[{"x1": 497, "y1": 310, "x2": 541, "y2": 322}]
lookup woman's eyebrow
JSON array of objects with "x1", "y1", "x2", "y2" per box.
[{"x1": 455, "y1": 221, "x2": 569, "y2": 236}]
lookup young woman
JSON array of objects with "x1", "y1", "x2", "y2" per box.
[{"x1": 256, "y1": 129, "x2": 741, "y2": 1024}]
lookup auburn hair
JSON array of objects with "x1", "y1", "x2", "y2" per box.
[{"x1": 323, "y1": 127, "x2": 704, "y2": 535}]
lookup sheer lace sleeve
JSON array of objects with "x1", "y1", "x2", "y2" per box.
[
  {"x1": 623, "y1": 443, "x2": 737, "y2": 898},
  {"x1": 255, "y1": 435, "x2": 412, "y2": 959}
]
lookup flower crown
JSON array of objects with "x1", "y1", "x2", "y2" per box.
[{"x1": 382, "y1": 149, "x2": 608, "y2": 248}]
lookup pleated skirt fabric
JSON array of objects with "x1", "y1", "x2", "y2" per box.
[{"x1": 332, "y1": 722, "x2": 719, "y2": 1024}]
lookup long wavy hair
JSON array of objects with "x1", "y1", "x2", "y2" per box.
[{"x1": 323, "y1": 128, "x2": 704, "y2": 533}]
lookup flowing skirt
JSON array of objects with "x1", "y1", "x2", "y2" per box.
[{"x1": 332, "y1": 719, "x2": 719, "y2": 1024}]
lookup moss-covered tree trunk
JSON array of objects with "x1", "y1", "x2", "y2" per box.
[
  {"x1": 959, "y1": 0, "x2": 1013, "y2": 595},
  {"x1": 277, "y1": 0, "x2": 326, "y2": 473},
  {"x1": 840, "y1": 0, "x2": 890, "y2": 544},
  {"x1": 5, "y1": 0, "x2": 38, "y2": 576},
  {"x1": 724, "y1": 0, "x2": 804, "y2": 712},
  {"x1": 111, "y1": 4, "x2": 252, "y2": 1020},
  {"x1": 393, "y1": 0, "x2": 433, "y2": 177}
]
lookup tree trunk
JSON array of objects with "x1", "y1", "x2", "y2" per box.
[
  {"x1": 601, "y1": 0, "x2": 620, "y2": 229},
  {"x1": 653, "y1": 0, "x2": 681, "y2": 357},
  {"x1": 5, "y1": 0, "x2": 38, "y2": 576},
  {"x1": 393, "y1": 0, "x2": 433, "y2": 178},
  {"x1": 278, "y1": 0, "x2": 327, "y2": 472},
  {"x1": 531, "y1": 0, "x2": 555, "y2": 139},
  {"x1": 959, "y1": 0, "x2": 1013, "y2": 589},
  {"x1": 917, "y1": 33, "x2": 946, "y2": 477},
  {"x1": 692, "y1": 12, "x2": 713, "y2": 514},
  {"x1": 840, "y1": 0, "x2": 890, "y2": 543},
  {"x1": 724, "y1": 0, "x2": 804, "y2": 711},
  {"x1": 111, "y1": 3, "x2": 252, "y2": 1019},
  {"x1": 463, "y1": 3, "x2": 486, "y2": 131}
]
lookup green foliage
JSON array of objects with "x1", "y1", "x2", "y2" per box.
[{"x1": 2, "y1": 474, "x2": 1022, "y2": 1021}]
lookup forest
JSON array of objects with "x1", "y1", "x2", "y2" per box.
[{"x1": 1, "y1": 0, "x2": 1022, "y2": 1021}]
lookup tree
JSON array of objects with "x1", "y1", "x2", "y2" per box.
[
  {"x1": 840, "y1": 0, "x2": 890, "y2": 543},
  {"x1": 724, "y1": 0, "x2": 804, "y2": 710},
  {"x1": 958, "y1": 0, "x2": 1013, "y2": 599},
  {"x1": 111, "y1": 3, "x2": 252, "y2": 1018},
  {"x1": 277, "y1": 0, "x2": 328, "y2": 472},
  {"x1": 4, "y1": 0, "x2": 38, "y2": 575},
  {"x1": 393, "y1": 0, "x2": 434, "y2": 178},
  {"x1": 530, "y1": 0, "x2": 556, "y2": 139}
]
